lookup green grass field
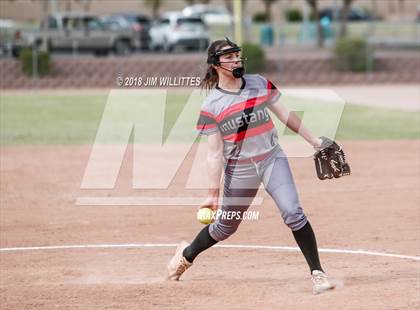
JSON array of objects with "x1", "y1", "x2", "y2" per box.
[{"x1": 0, "y1": 92, "x2": 418, "y2": 145}]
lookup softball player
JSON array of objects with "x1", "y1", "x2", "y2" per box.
[{"x1": 166, "y1": 38, "x2": 336, "y2": 294}]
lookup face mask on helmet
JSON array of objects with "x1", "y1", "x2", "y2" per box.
[{"x1": 207, "y1": 37, "x2": 246, "y2": 78}]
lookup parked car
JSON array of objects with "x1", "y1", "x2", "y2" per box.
[
  {"x1": 319, "y1": 7, "x2": 375, "y2": 21},
  {"x1": 0, "y1": 19, "x2": 17, "y2": 56},
  {"x1": 182, "y1": 4, "x2": 233, "y2": 25},
  {"x1": 12, "y1": 12, "x2": 135, "y2": 57},
  {"x1": 101, "y1": 13, "x2": 151, "y2": 50},
  {"x1": 149, "y1": 12, "x2": 209, "y2": 52}
]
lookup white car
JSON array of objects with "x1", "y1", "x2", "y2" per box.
[
  {"x1": 149, "y1": 12, "x2": 209, "y2": 52},
  {"x1": 182, "y1": 5, "x2": 233, "y2": 25},
  {"x1": 0, "y1": 19, "x2": 16, "y2": 56}
]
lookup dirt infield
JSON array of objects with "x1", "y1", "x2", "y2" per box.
[{"x1": 0, "y1": 141, "x2": 419, "y2": 310}]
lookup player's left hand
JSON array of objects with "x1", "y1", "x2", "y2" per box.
[{"x1": 313, "y1": 137, "x2": 351, "y2": 180}]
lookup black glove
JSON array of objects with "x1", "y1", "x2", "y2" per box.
[{"x1": 314, "y1": 137, "x2": 351, "y2": 180}]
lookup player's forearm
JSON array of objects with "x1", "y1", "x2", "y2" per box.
[
  {"x1": 270, "y1": 103, "x2": 321, "y2": 148},
  {"x1": 298, "y1": 125, "x2": 322, "y2": 148},
  {"x1": 206, "y1": 153, "x2": 223, "y2": 195},
  {"x1": 286, "y1": 112, "x2": 321, "y2": 148},
  {"x1": 206, "y1": 132, "x2": 224, "y2": 195}
]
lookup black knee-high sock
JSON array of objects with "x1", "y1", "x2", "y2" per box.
[
  {"x1": 292, "y1": 221, "x2": 323, "y2": 273},
  {"x1": 183, "y1": 225, "x2": 218, "y2": 263}
]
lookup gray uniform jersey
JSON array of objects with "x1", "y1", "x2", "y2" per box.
[
  {"x1": 196, "y1": 75, "x2": 307, "y2": 241},
  {"x1": 196, "y1": 74, "x2": 281, "y2": 161}
]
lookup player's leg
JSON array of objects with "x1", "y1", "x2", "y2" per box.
[
  {"x1": 260, "y1": 152, "x2": 322, "y2": 270},
  {"x1": 184, "y1": 163, "x2": 260, "y2": 262},
  {"x1": 260, "y1": 151, "x2": 335, "y2": 293},
  {"x1": 167, "y1": 163, "x2": 260, "y2": 280}
]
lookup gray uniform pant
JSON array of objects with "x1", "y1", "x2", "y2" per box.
[{"x1": 209, "y1": 146, "x2": 308, "y2": 242}]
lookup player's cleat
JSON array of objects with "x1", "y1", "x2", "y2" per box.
[
  {"x1": 166, "y1": 241, "x2": 192, "y2": 281},
  {"x1": 311, "y1": 270, "x2": 336, "y2": 294}
]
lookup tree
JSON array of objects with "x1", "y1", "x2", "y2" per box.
[
  {"x1": 305, "y1": 0, "x2": 324, "y2": 47},
  {"x1": 75, "y1": 0, "x2": 91, "y2": 12},
  {"x1": 339, "y1": 0, "x2": 356, "y2": 38},
  {"x1": 40, "y1": 0, "x2": 49, "y2": 51},
  {"x1": 144, "y1": 0, "x2": 163, "y2": 19},
  {"x1": 224, "y1": 0, "x2": 233, "y2": 14},
  {"x1": 184, "y1": 0, "x2": 212, "y2": 4},
  {"x1": 65, "y1": 0, "x2": 72, "y2": 12},
  {"x1": 261, "y1": 0, "x2": 279, "y2": 23}
]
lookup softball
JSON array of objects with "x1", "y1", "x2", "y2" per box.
[{"x1": 196, "y1": 207, "x2": 214, "y2": 225}]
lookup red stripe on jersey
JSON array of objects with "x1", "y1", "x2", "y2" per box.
[
  {"x1": 267, "y1": 80, "x2": 280, "y2": 99},
  {"x1": 196, "y1": 123, "x2": 217, "y2": 130},
  {"x1": 216, "y1": 94, "x2": 270, "y2": 123},
  {"x1": 215, "y1": 79, "x2": 280, "y2": 123},
  {"x1": 223, "y1": 121, "x2": 274, "y2": 142},
  {"x1": 200, "y1": 110, "x2": 217, "y2": 119}
]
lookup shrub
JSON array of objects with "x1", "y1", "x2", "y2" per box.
[
  {"x1": 19, "y1": 47, "x2": 51, "y2": 76},
  {"x1": 253, "y1": 12, "x2": 268, "y2": 23},
  {"x1": 285, "y1": 8, "x2": 303, "y2": 22},
  {"x1": 334, "y1": 37, "x2": 374, "y2": 72},
  {"x1": 242, "y1": 42, "x2": 265, "y2": 73}
]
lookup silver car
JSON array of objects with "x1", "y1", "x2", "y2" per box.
[
  {"x1": 12, "y1": 12, "x2": 134, "y2": 57},
  {"x1": 101, "y1": 13, "x2": 151, "y2": 50},
  {"x1": 149, "y1": 12, "x2": 209, "y2": 52}
]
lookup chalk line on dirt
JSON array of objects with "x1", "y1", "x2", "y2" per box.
[
  {"x1": 75, "y1": 197, "x2": 264, "y2": 206},
  {"x1": 0, "y1": 243, "x2": 418, "y2": 261}
]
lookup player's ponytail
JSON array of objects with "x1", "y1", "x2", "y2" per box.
[
  {"x1": 201, "y1": 66, "x2": 218, "y2": 92},
  {"x1": 201, "y1": 40, "x2": 230, "y2": 92}
]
